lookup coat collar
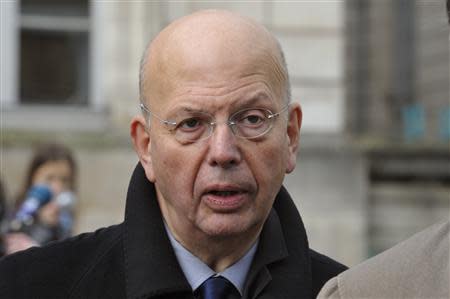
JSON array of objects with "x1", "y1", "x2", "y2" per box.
[
  {"x1": 123, "y1": 164, "x2": 312, "y2": 298},
  {"x1": 123, "y1": 164, "x2": 191, "y2": 298}
]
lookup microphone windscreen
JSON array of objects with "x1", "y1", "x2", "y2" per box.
[
  {"x1": 56, "y1": 191, "x2": 76, "y2": 208},
  {"x1": 26, "y1": 185, "x2": 53, "y2": 205}
]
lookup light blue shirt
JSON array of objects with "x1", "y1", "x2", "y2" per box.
[{"x1": 165, "y1": 225, "x2": 258, "y2": 295}]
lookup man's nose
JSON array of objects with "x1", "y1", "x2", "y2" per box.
[{"x1": 206, "y1": 123, "x2": 242, "y2": 168}]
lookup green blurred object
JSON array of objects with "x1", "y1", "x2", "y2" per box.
[
  {"x1": 439, "y1": 106, "x2": 450, "y2": 141},
  {"x1": 402, "y1": 103, "x2": 425, "y2": 142}
]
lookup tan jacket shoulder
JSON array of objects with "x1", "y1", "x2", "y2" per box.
[{"x1": 318, "y1": 221, "x2": 450, "y2": 299}]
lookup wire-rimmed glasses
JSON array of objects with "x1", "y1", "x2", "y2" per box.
[{"x1": 140, "y1": 103, "x2": 289, "y2": 143}]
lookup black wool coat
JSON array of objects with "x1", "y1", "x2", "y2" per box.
[{"x1": 0, "y1": 163, "x2": 347, "y2": 299}]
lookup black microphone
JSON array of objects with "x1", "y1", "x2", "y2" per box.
[{"x1": 9, "y1": 185, "x2": 53, "y2": 231}]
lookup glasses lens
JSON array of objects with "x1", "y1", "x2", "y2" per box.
[
  {"x1": 231, "y1": 108, "x2": 272, "y2": 138},
  {"x1": 173, "y1": 113, "x2": 213, "y2": 142}
]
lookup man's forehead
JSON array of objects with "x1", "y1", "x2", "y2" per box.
[
  {"x1": 153, "y1": 10, "x2": 272, "y2": 53},
  {"x1": 143, "y1": 10, "x2": 286, "y2": 105}
]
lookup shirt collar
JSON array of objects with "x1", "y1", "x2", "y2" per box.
[{"x1": 165, "y1": 223, "x2": 258, "y2": 295}]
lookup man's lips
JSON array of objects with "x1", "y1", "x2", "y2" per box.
[{"x1": 202, "y1": 185, "x2": 250, "y2": 211}]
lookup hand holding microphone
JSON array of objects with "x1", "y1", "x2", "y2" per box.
[{"x1": 10, "y1": 185, "x2": 53, "y2": 231}]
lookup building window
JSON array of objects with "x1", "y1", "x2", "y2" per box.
[{"x1": 20, "y1": 0, "x2": 90, "y2": 106}]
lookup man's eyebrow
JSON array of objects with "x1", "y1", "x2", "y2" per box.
[
  {"x1": 166, "y1": 106, "x2": 211, "y2": 117},
  {"x1": 235, "y1": 91, "x2": 273, "y2": 108},
  {"x1": 166, "y1": 91, "x2": 274, "y2": 116}
]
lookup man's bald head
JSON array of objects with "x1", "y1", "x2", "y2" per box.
[{"x1": 139, "y1": 10, "x2": 291, "y2": 106}]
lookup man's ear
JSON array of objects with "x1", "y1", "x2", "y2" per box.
[
  {"x1": 285, "y1": 103, "x2": 302, "y2": 174},
  {"x1": 130, "y1": 115, "x2": 156, "y2": 182}
]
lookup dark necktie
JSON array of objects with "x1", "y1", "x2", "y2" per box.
[{"x1": 197, "y1": 276, "x2": 235, "y2": 299}]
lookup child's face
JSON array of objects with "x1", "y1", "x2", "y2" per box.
[{"x1": 32, "y1": 160, "x2": 72, "y2": 195}]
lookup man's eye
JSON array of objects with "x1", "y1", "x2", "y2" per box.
[
  {"x1": 245, "y1": 115, "x2": 264, "y2": 124},
  {"x1": 236, "y1": 110, "x2": 266, "y2": 126},
  {"x1": 178, "y1": 118, "x2": 203, "y2": 130}
]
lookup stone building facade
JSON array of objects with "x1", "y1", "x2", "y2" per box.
[{"x1": 1, "y1": 1, "x2": 448, "y2": 266}]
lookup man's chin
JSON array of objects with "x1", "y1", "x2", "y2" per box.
[{"x1": 199, "y1": 215, "x2": 259, "y2": 239}]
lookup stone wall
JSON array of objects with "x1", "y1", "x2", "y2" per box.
[{"x1": 2, "y1": 1, "x2": 447, "y2": 269}]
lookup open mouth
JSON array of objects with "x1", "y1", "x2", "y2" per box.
[
  {"x1": 208, "y1": 190, "x2": 243, "y2": 196},
  {"x1": 203, "y1": 186, "x2": 249, "y2": 210}
]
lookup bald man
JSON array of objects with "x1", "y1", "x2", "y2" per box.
[{"x1": 0, "y1": 10, "x2": 346, "y2": 299}]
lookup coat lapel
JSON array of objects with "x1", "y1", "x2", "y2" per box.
[
  {"x1": 243, "y1": 187, "x2": 313, "y2": 298},
  {"x1": 123, "y1": 164, "x2": 192, "y2": 298}
]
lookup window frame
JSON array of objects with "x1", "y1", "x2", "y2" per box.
[{"x1": 1, "y1": 0, "x2": 107, "y2": 131}]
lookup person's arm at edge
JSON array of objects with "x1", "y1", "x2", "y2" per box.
[{"x1": 317, "y1": 276, "x2": 341, "y2": 299}]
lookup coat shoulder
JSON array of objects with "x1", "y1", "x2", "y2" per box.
[
  {"x1": 0, "y1": 223, "x2": 124, "y2": 298},
  {"x1": 319, "y1": 221, "x2": 449, "y2": 299},
  {"x1": 310, "y1": 249, "x2": 348, "y2": 297}
]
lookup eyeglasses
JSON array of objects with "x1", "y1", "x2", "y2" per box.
[{"x1": 140, "y1": 103, "x2": 289, "y2": 143}]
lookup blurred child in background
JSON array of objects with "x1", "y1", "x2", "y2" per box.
[{"x1": 7, "y1": 143, "x2": 78, "y2": 253}]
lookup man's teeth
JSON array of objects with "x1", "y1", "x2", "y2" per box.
[{"x1": 210, "y1": 190, "x2": 239, "y2": 196}]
